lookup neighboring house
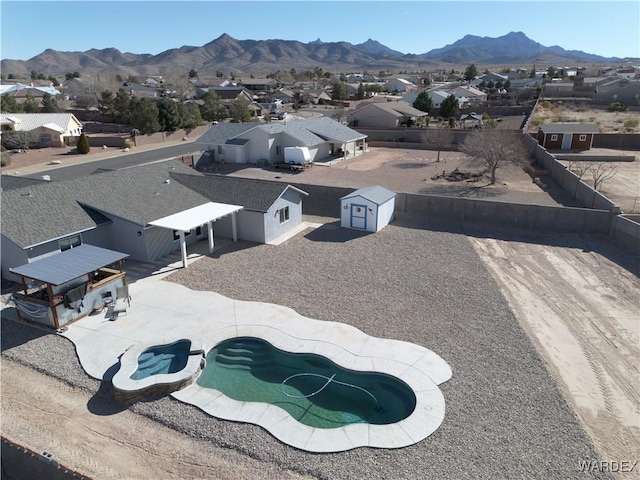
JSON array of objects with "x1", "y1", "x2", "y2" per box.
[
  {"x1": 385, "y1": 78, "x2": 417, "y2": 93},
  {"x1": 536, "y1": 123, "x2": 598, "y2": 150},
  {"x1": 347, "y1": 101, "x2": 428, "y2": 128},
  {"x1": 238, "y1": 78, "x2": 280, "y2": 92},
  {"x1": 298, "y1": 89, "x2": 331, "y2": 105},
  {"x1": 0, "y1": 83, "x2": 61, "y2": 102},
  {"x1": 170, "y1": 173, "x2": 309, "y2": 244},
  {"x1": 1, "y1": 160, "x2": 314, "y2": 282},
  {"x1": 142, "y1": 76, "x2": 164, "y2": 88},
  {"x1": 123, "y1": 83, "x2": 157, "y2": 98},
  {"x1": 195, "y1": 117, "x2": 367, "y2": 165},
  {"x1": 471, "y1": 72, "x2": 508, "y2": 87},
  {"x1": 0, "y1": 113, "x2": 83, "y2": 147},
  {"x1": 425, "y1": 89, "x2": 451, "y2": 109},
  {"x1": 542, "y1": 82, "x2": 574, "y2": 97},
  {"x1": 340, "y1": 185, "x2": 396, "y2": 232},
  {"x1": 270, "y1": 90, "x2": 296, "y2": 104},
  {"x1": 196, "y1": 86, "x2": 262, "y2": 116},
  {"x1": 595, "y1": 80, "x2": 640, "y2": 104},
  {"x1": 445, "y1": 85, "x2": 487, "y2": 106}
]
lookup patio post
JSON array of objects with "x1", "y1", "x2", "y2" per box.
[
  {"x1": 179, "y1": 231, "x2": 188, "y2": 268},
  {"x1": 208, "y1": 220, "x2": 215, "y2": 253},
  {"x1": 231, "y1": 213, "x2": 238, "y2": 242}
]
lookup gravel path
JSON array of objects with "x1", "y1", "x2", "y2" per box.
[{"x1": 2, "y1": 216, "x2": 612, "y2": 480}]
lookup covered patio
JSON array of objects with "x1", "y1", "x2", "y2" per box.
[
  {"x1": 149, "y1": 202, "x2": 243, "y2": 268},
  {"x1": 9, "y1": 244, "x2": 129, "y2": 330}
]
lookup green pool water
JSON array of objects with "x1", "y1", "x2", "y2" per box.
[{"x1": 196, "y1": 337, "x2": 416, "y2": 429}]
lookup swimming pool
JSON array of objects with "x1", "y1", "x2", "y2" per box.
[
  {"x1": 197, "y1": 337, "x2": 416, "y2": 429},
  {"x1": 131, "y1": 339, "x2": 191, "y2": 380}
]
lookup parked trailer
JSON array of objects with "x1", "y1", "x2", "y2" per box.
[
  {"x1": 284, "y1": 146, "x2": 311, "y2": 165},
  {"x1": 273, "y1": 161, "x2": 312, "y2": 172}
]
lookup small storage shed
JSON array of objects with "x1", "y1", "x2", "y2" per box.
[
  {"x1": 536, "y1": 123, "x2": 598, "y2": 150},
  {"x1": 340, "y1": 186, "x2": 396, "y2": 232}
]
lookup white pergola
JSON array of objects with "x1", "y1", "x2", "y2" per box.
[{"x1": 149, "y1": 202, "x2": 243, "y2": 268}]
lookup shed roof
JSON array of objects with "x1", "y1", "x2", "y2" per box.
[
  {"x1": 10, "y1": 244, "x2": 129, "y2": 286},
  {"x1": 538, "y1": 123, "x2": 599, "y2": 134},
  {"x1": 341, "y1": 185, "x2": 396, "y2": 205}
]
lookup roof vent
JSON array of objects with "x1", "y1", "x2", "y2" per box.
[{"x1": 164, "y1": 179, "x2": 171, "y2": 184}]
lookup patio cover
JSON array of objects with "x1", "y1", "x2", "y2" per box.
[
  {"x1": 148, "y1": 201, "x2": 243, "y2": 268},
  {"x1": 10, "y1": 244, "x2": 129, "y2": 286},
  {"x1": 148, "y1": 202, "x2": 243, "y2": 231}
]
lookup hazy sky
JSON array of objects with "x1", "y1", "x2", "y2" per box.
[{"x1": 1, "y1": 1, "x2": 638, "y2": 61}]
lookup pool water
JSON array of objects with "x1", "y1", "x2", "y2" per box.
[
  {"x1": 131, "y1": 340, "x2": 191, "y2": 380},
  {"x1": 196, "y1": 337, "x2": 416, "y2": 429}
]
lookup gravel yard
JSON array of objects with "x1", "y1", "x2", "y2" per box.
[{"x1": 2, "y1": 216, "x2": 615, "y2": 479}]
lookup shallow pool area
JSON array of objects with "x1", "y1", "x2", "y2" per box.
[
  {"x1": 197, "y1": 337, "x2": 416, "y2": 429},
  {"x1": 131, "y1": 339, "x2": 192, "y2": 380}
]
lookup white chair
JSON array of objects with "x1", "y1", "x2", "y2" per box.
[{"x1": 112, "y1": 286, "x2": 131, "y2": 317}]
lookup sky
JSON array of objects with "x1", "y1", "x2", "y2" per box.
[{"x1": 1, "y1": 1, "x2": 639, "y2": 61}]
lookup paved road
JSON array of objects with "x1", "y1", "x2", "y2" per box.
[{"x1": 22, "y1": 143, "x2": 202, "y2": 181}]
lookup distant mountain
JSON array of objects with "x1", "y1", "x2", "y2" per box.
[
  {"x1": 0, "y1": 32, "x2": 626, "y2": 78},
  {"x1": 420, "y1": 31, "x2": 617, "y2": 64}
]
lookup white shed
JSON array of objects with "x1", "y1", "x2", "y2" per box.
[{"x1": 340, "y1": 186, "x2": 396, "y2": 232}]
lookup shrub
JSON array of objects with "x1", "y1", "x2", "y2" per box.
[
  {"x1": 624, "y1": 119, "x2": 639, "y2": 130},
  {"x1": 1, "y1": 150, "x2": 11, "y2": 167},
  {"x1": 539, "y1": 100, "x2": 551, "y2": 109},
  {"x1": 76, "y1": 133, "x2": 90, "y2": 154},
  {"x1": 608, "y1": 102, "x2": 627, "y2": 112},
  {"x1": 530, "y1": 117, "x2": 545, "y2": 127}
]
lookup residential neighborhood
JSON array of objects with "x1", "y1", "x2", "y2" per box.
[{"x1": 1, "y1": 18, "x2": 639, "y2": 480}]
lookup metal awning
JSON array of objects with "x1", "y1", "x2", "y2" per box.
[
  {"x1": 148, "y1": 202, "x2": 243, "y2": 231},
  {"x1": 10, "y1": 244, "x2": 129, "y2": 286}
]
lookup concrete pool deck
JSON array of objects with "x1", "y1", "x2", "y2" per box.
[{"x1": 59, "y1": 260, "x2": 452, "y2": 452}]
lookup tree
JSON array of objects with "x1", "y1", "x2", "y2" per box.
[
  {"x1": 76, "y1": 133, "x2": 91, "y2": 154},
  {"x1": 590, "y1": 162, "x2": 617, "y2": 192},
  {"x1": 98, "y1": 90, "x2": 115, "y2": 118},
  {"x1": 74, "y1": 93, "x2": 98, "y2": 110},
  {"x1": 529, "y1": 65, "x2": 536, "y2": 79},
  {"x1": 421, "y1": 129, "x2": 452, "y2": 162},
  {"x1": 47, "y1": 76, "x2": 60, "y2": 87},
  {"x1": 188, "y1": 69, "x2": 198, "y2": 79},
  {"x1": 157, "y1": 98, "x2": 181, "y2": 131},
  {"x1": 200, "y1": 90, "x2": 227, "y2": 121},
  {"x1": 356, "y1": 83, "x2": 365, "y2": 100},
  {"x1": 1, "y1": 94, "x2": 23, "y2": 113},
  {"x1": 41, "y1": 93, "x2": 60, "y2": 113},
  {"x1": 1, "y1": 131, "x2": 37, "y2": 151},
  {"x1": 113, "y1": 88, "x2": 131, "y2": 123},
  {"x1": 439, "y1": 94, "x2": 459, "y2": 120},
  {"x1": 464, "y1": 64, "x2": 478, "y2": 82},
  {"x1": 331, "y1": 82, "x2": 349, "y2": 101},
  {"x1": 128, "y1": 97, "x2": 160, "y2": 134},
  {"x1": 460, "y1": 130, "x2": 528, "y2": 185},
  {"x1": 547, "y1": 66, "x2": 557, "y2": 79},
  {"x1": 230, "y1": 96, "x2": 252, "y2": 123},
  {"x1": 413, "y1": 91, "x2": 433, "y2": 115},
  {"x1": 22, "y1": 93, "x2": 41, "y2": 113},
  {"x1": 177, "y1": 102, "x2": 203, "y2": 129}
]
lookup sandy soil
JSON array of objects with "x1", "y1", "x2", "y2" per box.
[
  {"x1": 528, "y1": 104, "x2": 640, "y2": 134},
  {"x1": 1, "y1": 358, "x2": 312, "y2": 480},
  {"x1": 469, "y1": 236, "x2": 640, "y2": 476}
]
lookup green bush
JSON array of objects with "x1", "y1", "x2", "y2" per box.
[
  {"x1": 623, "y1": 119, "x2": 639, "y2": 130},
  {"x1": 608, "y1": 102, "x2": 627, "y2": 112},
  {"x1": 76, "y1": 133, "x2": 90, "y2": 154}
]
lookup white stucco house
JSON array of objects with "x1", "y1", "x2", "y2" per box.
[
  {"x1": 340, "y1": 186, "x2": 396, "y2": 232},
  {"x1": 347, "y1": 102, "x2": 428, "y2": 128},
  {"x1": 0, "y1": 113, "x2": 83, "y2": 147}
]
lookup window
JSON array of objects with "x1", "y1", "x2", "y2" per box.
[
  {"x1": 59, "y1": 235, "x2": 81, "y2": 251},
  {"x1": 196, "y1": 226, "x2": 202, "y2": 236},
  {"x1": 550, "y1": 134, "x2": 558, "y2": 141},
  {"x1": 279, "y1": 206, "x2": 290, "y2": 224},
  {"x1": 579, "y1": 135, "x2": 587, "y2": 142},
  {"x1": 40, "y1": 133, "x2": 52, "y2": 144},
  {"x1": 276, "y1": 146, "x2": 281, "y2": 155}
]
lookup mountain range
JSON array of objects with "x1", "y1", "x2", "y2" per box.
[{"x1": 1, "y1": 32, "x2": 628, "y2": 78}]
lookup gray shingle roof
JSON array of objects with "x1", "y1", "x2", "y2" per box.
[
  {"x1": 1, "y1": 161, "x2": 210, "y2": 248},
  {"x1": 1, "y1": 175, "x2": 50, "y2": 191},
  {"x1": 195, "y1": 123, "x2": 257, "y2": 145},
  {"x1": 299, "y1": 116, "x2": 367, "y2": 143},
  {"x1": 170, "y1": 173, "x2": 307, "y2": 213},
  {"x1": 341, "y1": 185, "x2": 396, "y2": 205},
  {"x1": 538, "y1": 123, "x2": 599, "y2": 134}
]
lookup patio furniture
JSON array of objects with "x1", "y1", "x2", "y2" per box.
[{"x1": 112, "y1": 286, "x2": 131, "y2": 317}]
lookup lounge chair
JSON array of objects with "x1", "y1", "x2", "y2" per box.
[{"x1": 112, "y1": 286, "x2": 131, "y2": 317}]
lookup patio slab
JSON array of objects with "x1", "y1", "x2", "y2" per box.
[{"x1": 59, "y1": 273, "x2": 452, "y2": 452}]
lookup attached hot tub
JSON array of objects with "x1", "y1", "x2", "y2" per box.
[{"x1": 112, "y1": 337, "x2": 204, "y2": 405}]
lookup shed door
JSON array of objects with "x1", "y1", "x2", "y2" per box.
[
  {"x1": 561, "y1": 134, "x2": 572, "y2": 150},
  {"x1": 350, "y1": 204, "x2": 367, "y2": 230}
]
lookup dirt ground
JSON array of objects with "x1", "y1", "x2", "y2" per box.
[
  {"x1": 527, "y1": 103, "x2": 640, "y2": 134},
  {"x1": 1, "y1": 358, "x2": 311, "y2": 480},
  {"x1": 469, "y1": 236, "x2": 640, "y2": 475}
]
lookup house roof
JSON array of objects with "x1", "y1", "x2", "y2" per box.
[
  {"x1": 351, "y1": 102, "x2": 427, "y2": 119},
  {"x1": 1, "y1": 175, "x2": 50, "y2": 191},
  {"x1": 10, "y1": 244, "x2": 129, "y2": 286},
  {"x1": 538, "y1": 123, "x2": 599, "y2": 134},
  {"x1": 170, "y1": 173, "x2": 308, "y2": 213},
  {"x1": 341, "y1": 185, "x2": 396, "y2": 205},
  {"x1": 0, "y1": 113, "x2": 81, "y2": 132},
  {"x1": 149, "y1": 202, "x2": 243, "y2": 232},
  {"x1": 196, "y1": 117, "x2": 366, "y2": 148},
  {"x1": 1, "y1": 161, "x2": 210, "y2": 249}
]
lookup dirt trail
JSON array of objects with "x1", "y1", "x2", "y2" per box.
[
  {"x1": 470, "y1": 237, "x2": 640, "y2": 477},
  {"x1": 1, "y1": 359, "x2": 311, "y2": 480}
]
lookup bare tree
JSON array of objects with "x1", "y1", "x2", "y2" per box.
[
  {"x1": 460, "y1": 130, "x2": 528, "y2": 185},
  {"x1": 1, "y1": 130, "x2": 38, "y2": 151},
  {"x1": 567, "y1": 160, "x2": 590, "y2": 179},
  {"x1": 590, "y1": 162, "x2": 618, "y2": 192},
  {"x1": 421, "y1": 128, "x2": 453, "y2": 162}
]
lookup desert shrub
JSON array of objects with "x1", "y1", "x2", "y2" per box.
[
  {"x1": 608, "y1": 102, "x2": 627, "y2": 112},
  {"x1": 124, "y1": 138, "x2": 135, "y2": 149},
  {"x1": 530, "y1": 117, "x2": 545, "y2": 127},
  {"x1": 589, "y1": 116, "x2": 597, "y2": 122},
  {"x1": 624, "y1": 119, "x2": 639, "y2": 130},
  {"x1": 1, "y1": 149, "x2": 11, "y2": 167},
  {"x1": 539, "y1": 100, "x2": 551, "y2": 109},
  {"x1": 76, "y1": 133, "x2": 90, "y2": 154}
]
